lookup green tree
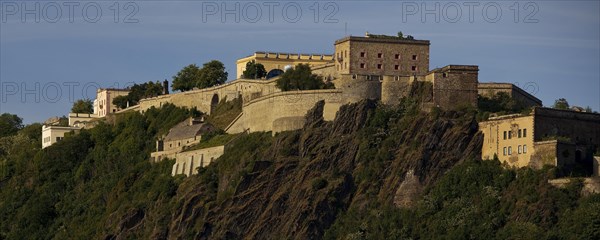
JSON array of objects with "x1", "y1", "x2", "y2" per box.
[
  {"x1": 71, "y1": 99, "x2": 93, "y2": 114},
  {"x1": 276, "y1": 64, "x2": 333, "y2": 91},
  {"x1": 0, "y1": 113, "x2": 23, "y2": 137},
  {"x1": 172, "y1": 64, "x2": 202, "y2": 92},
  {"x1": 113, "y1": 95, "x2": 129, "y2": 109},
  {"x1": 242, "y1": 60, "x2": 267, "y2": 79},
  {"x1": 172, "y1": 61, "x2": 228, "y2": 91},
  {"x1": 113, "y1": 81, "x2": 164, "y2": 109},
  {"x1": 552, "y1": 98, "x2": 570, "y2": 110},
  {"x1": 197, "y1": 60, "x2": 228, "y2": 88}
]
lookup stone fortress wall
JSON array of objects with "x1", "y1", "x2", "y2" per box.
[
  {"x1": 171, "y1": 145, "x2": 225, "y2": 177},
  {"x1": 236, "y1": 52, "x2": 334, "y2": 79},
  {"x1": 478, "y1": 82, "x2": 542, "y2": 108},
  {"x1": 137, "y1": 79, "x2": 280, "y2": 114},
  {"x1": 133, "y1": 34, "x2": 484, "y2": 136},
  {"x1": 226, "y1": 89, "x2": 346, "y2": 134}
]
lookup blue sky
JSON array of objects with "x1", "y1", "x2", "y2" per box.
[{"x1": 1, "y1": 0, "x2": 599, "y2": 124}]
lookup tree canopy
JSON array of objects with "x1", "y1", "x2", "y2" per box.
[
  {"x1": 71, "y1": 99, "x2": 93, "y2": 114},
  {"x1": 552, "y1": 98, "x2": 570, "y2": 110},
  {"x1": 113, "y1": 81, "x2": 164, "y2": 109},
  {"x1": 0, "y1": 113, "x2": 23, "y2": 137},
  {"x1": 275, "y1": 64, "x2": 334, "y2": 91},
  {"x1": 172, "y1": 64, "x2": 201, "y2": 92},
  {"x1": 242, "y1": 60, "x2": 267, "y2": 79},
  {"x1": 172, "y1": 61, "x2": 228, "y2": 92}
]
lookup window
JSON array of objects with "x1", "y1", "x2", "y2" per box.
[
  {"x1": 344, "y1": 50, "x2": 347, "y2": 58},
  {"x1": 523, "y1": 145, "x2": 527, "y2": 153},
  {"x1": 411, "y1": 66, "x2": 417, "y2": 71},
  {"x1": 518, "y1": 145, "x2": 522, "y2": 154},
  {"x1": 442, "y1": 73, "x2": 448, "y2": 78},
  {"x1": 518, "y1": 129, "x2": 522, "y2": 138},
  {"x1": 503, "y1": 131, "x2": 507, "y2": 140},
  {"x1": 377, "y1": 64, "x2": 382, "y2": 69},
  {"x1": 523, "y1": 129, "x2": 527, "y2": 138},
  {"x1": 508, "y1": 131, "x2": 512, "y2": 139},
  {"x1": 360, "y1": 52, "x2": 365, "y2": 57},
  {"x1": 377, "y1": 53, "x2": 383, "y2": 58},
  {"x1": 503, "y1": 147, "x2": 507, "y2": 156},
  {"x1": 352, "y1": 74, "x2": 357, "y2": 79},
  {"x1": 394, "y1": 65, "x2": 399, "y2": 70},
  {"x1": 508, "y1": 146, "x2": 512, "y2": 155},
  {"x1": 412, "y1": 55, "x2": 417, "y2": 60},
  {"x1": 395, "y1": 54, "x2": 400, "y2": 59},
  {"x1": 360, "y1": 63, "x2": 365, "y2": 69}
]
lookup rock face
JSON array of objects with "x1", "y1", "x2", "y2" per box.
[{"x1": 108, "y1": 96, "x2": 483, "y2": 239}]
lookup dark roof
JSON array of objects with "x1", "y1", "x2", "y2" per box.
[
  {"x1": 334, "y1": 36, "x2": 430, "y2": 45},
  {"x1": 164, "y1": 119, "x2": 212, "y2": 141}
]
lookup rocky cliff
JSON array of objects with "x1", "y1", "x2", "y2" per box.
[{"x1": 119, "y1": 95, "x2": 482, "y2": 239}]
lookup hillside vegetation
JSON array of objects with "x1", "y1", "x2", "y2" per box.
[{"x1": 0, "y1": 87, "x2": 598, "y2": 239}]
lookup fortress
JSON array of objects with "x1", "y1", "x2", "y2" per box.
[
  {"x1": 135, "y1": 34, "x2": 482, "y2": 136},
  {"x1": 42, "y1": 33, "x2": 600, "y2": 180}
]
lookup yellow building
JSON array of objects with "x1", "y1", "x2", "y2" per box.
[
  {"x1": 479, "y1": 113, "x2": 535, "y2": 167},
  {"x1": 93, "y1": 88, "x2": 130, "y2": 117},
  {"x1": 42, "y1": 125, "x2": 81, "y2": 149},
  {"x1": 479, "y1": 107, "x2": 600, "y2": 176},
  {"x1": 236, "y1": 52, "x2": 334, "y2": 79}
]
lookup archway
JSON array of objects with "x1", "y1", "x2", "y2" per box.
[
  {"x1": 266, "y1": 69, "x2": 284, "y2": 79},
  {"x1": 210, "y1": 93, "x2": 219, "y2": 115}
]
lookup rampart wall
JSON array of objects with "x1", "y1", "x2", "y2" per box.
[
  {"x1": 478, "y1": 82, "x2": 542, "y2": 107},
  {"x1": 534, "y1": 108, "x2": 600, "y2": 146},
  {"x1": 171, "y1": 145, "x2": 225, "y2": 176},
  {"x1": 138, "y1": 79, "x2": 279, "y2": 114},
  {"x1": 381, "y1": 76, "x2": 415, "y2": 105},
  {"x1": 226, "y1": 89, "x2": 347, "y2": 134},
  {"x1": 430, "y1": 65, "x2": 479, "y2": 110}
]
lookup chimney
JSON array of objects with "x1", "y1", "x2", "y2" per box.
[{"x1": 163, "y1": 79, "x2": 169, "y2": 95}]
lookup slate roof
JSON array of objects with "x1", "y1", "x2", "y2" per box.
[{"x1": 164, "y1": 118, "x2": 212, "y2": 141}]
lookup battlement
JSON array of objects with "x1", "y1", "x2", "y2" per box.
[
  {"x1": 334, "y1": 36, "x2": 430, "y2": 46},
  {"x1": 430, "y1": 65, "x2": 479, "y2": 73},
  {"x1": 243, "y1": 51, "x2": 334, "y2": 61}
]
